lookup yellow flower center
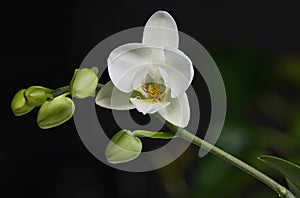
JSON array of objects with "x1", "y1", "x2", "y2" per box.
[
  {"x1": 135, "y1": 72, "x2": 167, "y2": 101},
  {"x1": 148, "y1": 84, "x2": 161, "y2": 99}
]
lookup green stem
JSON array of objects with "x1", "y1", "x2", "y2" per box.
[
  {"x1": 51, "y1": 83, "x2": 103, "y2": 98},
  {"x1": 53, "y1": 82, "x2": 295, "y2": 197},
  {"x1": 163, "y1": 120, "x2": 295, "y2": 198},
  {"x1": 96, "y1": 83, "x2": 103, "y2": 93},
  {"x1": 52, "y1": 86, "x2": 70, "y2": 97}
]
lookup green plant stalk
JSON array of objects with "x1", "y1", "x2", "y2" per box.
[
  {"x1": 52, "y1": 84, "x2": 103, "y2": 98},
  {"x1": 163, "y1": 120, "x2": 295, "y2": 198},
  {"x1": 53, "y1": 83, "x2": 295, "y2": 197},
  {"x1": 52, "y1": 86, "x2": 70, "y2": 97}
]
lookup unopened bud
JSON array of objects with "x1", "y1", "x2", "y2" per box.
[
  {"x1": 37, "y1": 94, "x2": 75, "y2": 129},
  {"x1": 25, "y1": 86, "x2": 53, "y2": 106},
  {"x1": 70, "y1": 67, "x2": 99, "y2": 98},
  {"x1": 105, "y1": 129, "x2": 142, "y2": 164},
  {"x1": 11, "y1": 89, "x2": 35, "y2": 116}
]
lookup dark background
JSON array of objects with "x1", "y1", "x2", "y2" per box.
[{"x1": 1, "y1": 1, "x2": 300, "y2": 198}]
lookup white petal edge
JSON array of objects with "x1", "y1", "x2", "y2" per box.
[
  {"x1": 95, "y1": 81, "x2": 135, "y2": 110},
  {"x1": 158, "y1": 92, "x2": 190, "y2": 128},
  {"x1": 158, "y1": 48, "x2": 194, "y2": 98},
  {"x1": 142, "y1": 11, "x2": 179, "y2": 48},
  {"x1": 108, "y1": 43, "x2": 153, "y2": 93},
  {"x1": 130, "y1": 98, "x2": 170, "y2": 115}
]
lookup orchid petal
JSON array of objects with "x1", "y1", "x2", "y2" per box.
[
  {"x1": 132, "y1": 67, "x2": 149, "y2": 90},
  {"x1": 158, "y1": 48, "x2": 193, "y2": 98},
  {"x1": 108, "y1": 43, "x2": 152, "y2": 93},
  {"x1": 158, "y1": 92, "x2": 190, "y2": 128},
  {"x1": 130, "y1": 98, "x2": 170, "y2": 115},
  {"x1": 142, "y1": 11, "x2": 179, "y2": 48},
  {"x1": 151, "y1": 48, "x2": 165, "y2": 63},
  {"x1": 95, "y1": 81, "x2": 135, "y2": 110}
]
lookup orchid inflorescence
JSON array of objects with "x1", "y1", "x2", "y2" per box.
[
  {"x1": 10, "y1": 11, "x2": 300, "y2": 198},
  {"x1": 11, "y1": 11, "x2": 193, "y2": 164},
  {"x1": 12, "y1": 67, "x2": 99, "y2": 129}
]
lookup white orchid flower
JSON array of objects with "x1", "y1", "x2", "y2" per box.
[{"x1": 96, "y1": 11, "x2": 194, "y2": 127}]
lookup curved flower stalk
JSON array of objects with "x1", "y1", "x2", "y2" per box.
[{"x1": 96, "y1": 11, "x2": 194, "y2": 128}]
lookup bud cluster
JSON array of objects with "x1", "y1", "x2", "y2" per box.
[
  {"x1": 11, "y1": 86, "x2": 53, "y2": 116},
  {"x1": 11, "y1": 67, "x2": 99, "y2": 129}
]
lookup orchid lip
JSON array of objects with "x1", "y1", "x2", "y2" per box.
[{"x1": 130, "y1": 98, "x2": 171, "y2": 115}]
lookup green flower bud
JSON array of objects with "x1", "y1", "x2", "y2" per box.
[
  {"x1": 11, "y1": 89, "x2": 35, "y2": 116},
  {"x1": 70, "y1": 67, "x2": 99, "y2": 98},
  {"x1": 25, "y1": 86, "x2": 53, "y2": 106},
  {"x1": 37, "y1": 94, "x2": 75, "y2": 129},
  {"x1": 105, "y1": 129, "x2": 142, "y2": 164}
]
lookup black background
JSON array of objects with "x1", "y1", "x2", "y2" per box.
[{"x1": 1, "y1": 1, "x2": 300, "y2": 198}]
